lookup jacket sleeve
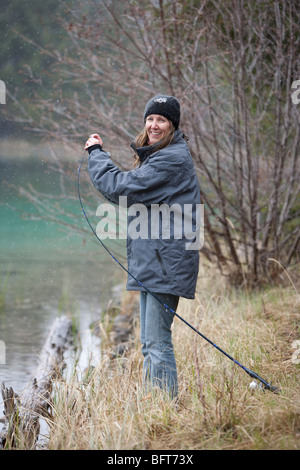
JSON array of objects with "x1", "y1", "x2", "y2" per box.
[{"x1": 88, "y1": 146, "x2": 183, "y2": 207}]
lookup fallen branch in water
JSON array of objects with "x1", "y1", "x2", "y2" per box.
[{"x1": 0, "y1": 315, "x2": 73, "y2": 449}]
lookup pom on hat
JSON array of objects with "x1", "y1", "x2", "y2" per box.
[{"x1": 143, "y1": 94, "x2": 180, "y2": 129}]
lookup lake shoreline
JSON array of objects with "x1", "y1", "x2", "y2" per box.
[{"x1": 0, "y1": 146, "x2": 127, "y2": 424}]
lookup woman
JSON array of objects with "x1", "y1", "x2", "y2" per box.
[{"x1": 85, "y1": 94, "x2": 201, "y2": 399}]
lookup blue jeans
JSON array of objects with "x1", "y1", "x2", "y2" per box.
[{"x1": 140, "y1": 291, "x2": 179, "y2": 399}]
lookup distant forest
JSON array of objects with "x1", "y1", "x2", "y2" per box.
[{"x1": 0, "y1": 0, "x2": 73, "y2": 136}]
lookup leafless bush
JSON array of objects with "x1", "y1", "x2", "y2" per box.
[{"x1": 10, "y1": 0, "x2": 300, "y2": 285}]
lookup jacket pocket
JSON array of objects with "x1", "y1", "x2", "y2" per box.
[{"x1": 155, "y1": 249, "x2": 167, "y2": 276}]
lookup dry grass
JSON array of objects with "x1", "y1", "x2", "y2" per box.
[{"x1": 46, "y1": 264, "x2": 300, "y2": 450}]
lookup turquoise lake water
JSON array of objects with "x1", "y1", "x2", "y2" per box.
[{"x1": 0, "y1": 152, "x2": 126, "y2": 410}]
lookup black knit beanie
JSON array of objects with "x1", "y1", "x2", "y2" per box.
[{"x1": 143, "y1": 94, "x2": 180, "y2": 129}]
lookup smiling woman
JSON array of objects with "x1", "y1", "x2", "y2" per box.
[
  {"x1": 132, "y1": 119, "x2": 175, "y2": 169},
  {"x1": 145, "y1": 114, "x2": 171, "y2": 145},
  {"x1": 85, "y1": 94, "x2": 201, "y2": 400}
]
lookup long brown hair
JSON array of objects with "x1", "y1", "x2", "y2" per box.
[{"x1": 133, "y1": 120, "x2": 175, "y2": 168}]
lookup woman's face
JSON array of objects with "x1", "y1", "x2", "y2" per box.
[{"x1": 145, "y1": 114, "x2": 171, "y2": 145}]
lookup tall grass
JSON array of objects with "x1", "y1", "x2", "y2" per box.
[{"x1": 45, "y1": 265, "x2": 300, "y2": 450}]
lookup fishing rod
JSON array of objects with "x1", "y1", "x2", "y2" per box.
[{"x1": 77, "y1": 150, "x2": 280, "y2": 394}]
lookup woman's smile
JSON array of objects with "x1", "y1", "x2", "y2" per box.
[{"x1": 146, "y1": 114, "x2": 171, "y2": 145}]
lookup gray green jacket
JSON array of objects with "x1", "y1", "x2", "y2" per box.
[{"x1": 88, "y1": 129, "x2": 201, "y2": 299}]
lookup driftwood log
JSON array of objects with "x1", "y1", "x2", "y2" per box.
[{"x1": 0, "y1": 315, "x2": 73, "y2": 449}]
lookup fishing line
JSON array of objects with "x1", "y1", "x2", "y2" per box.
[{"x1": 77, "y1": 149, "x2": 279, "y2": 393}]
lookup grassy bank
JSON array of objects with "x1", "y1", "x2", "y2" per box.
[{"x1": 44, "y1": 265, "x2": 299, "y2": 450}]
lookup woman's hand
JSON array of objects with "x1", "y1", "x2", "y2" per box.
[{"x1": 84, "y1": 133, "x2": 103, "y2": 150}]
